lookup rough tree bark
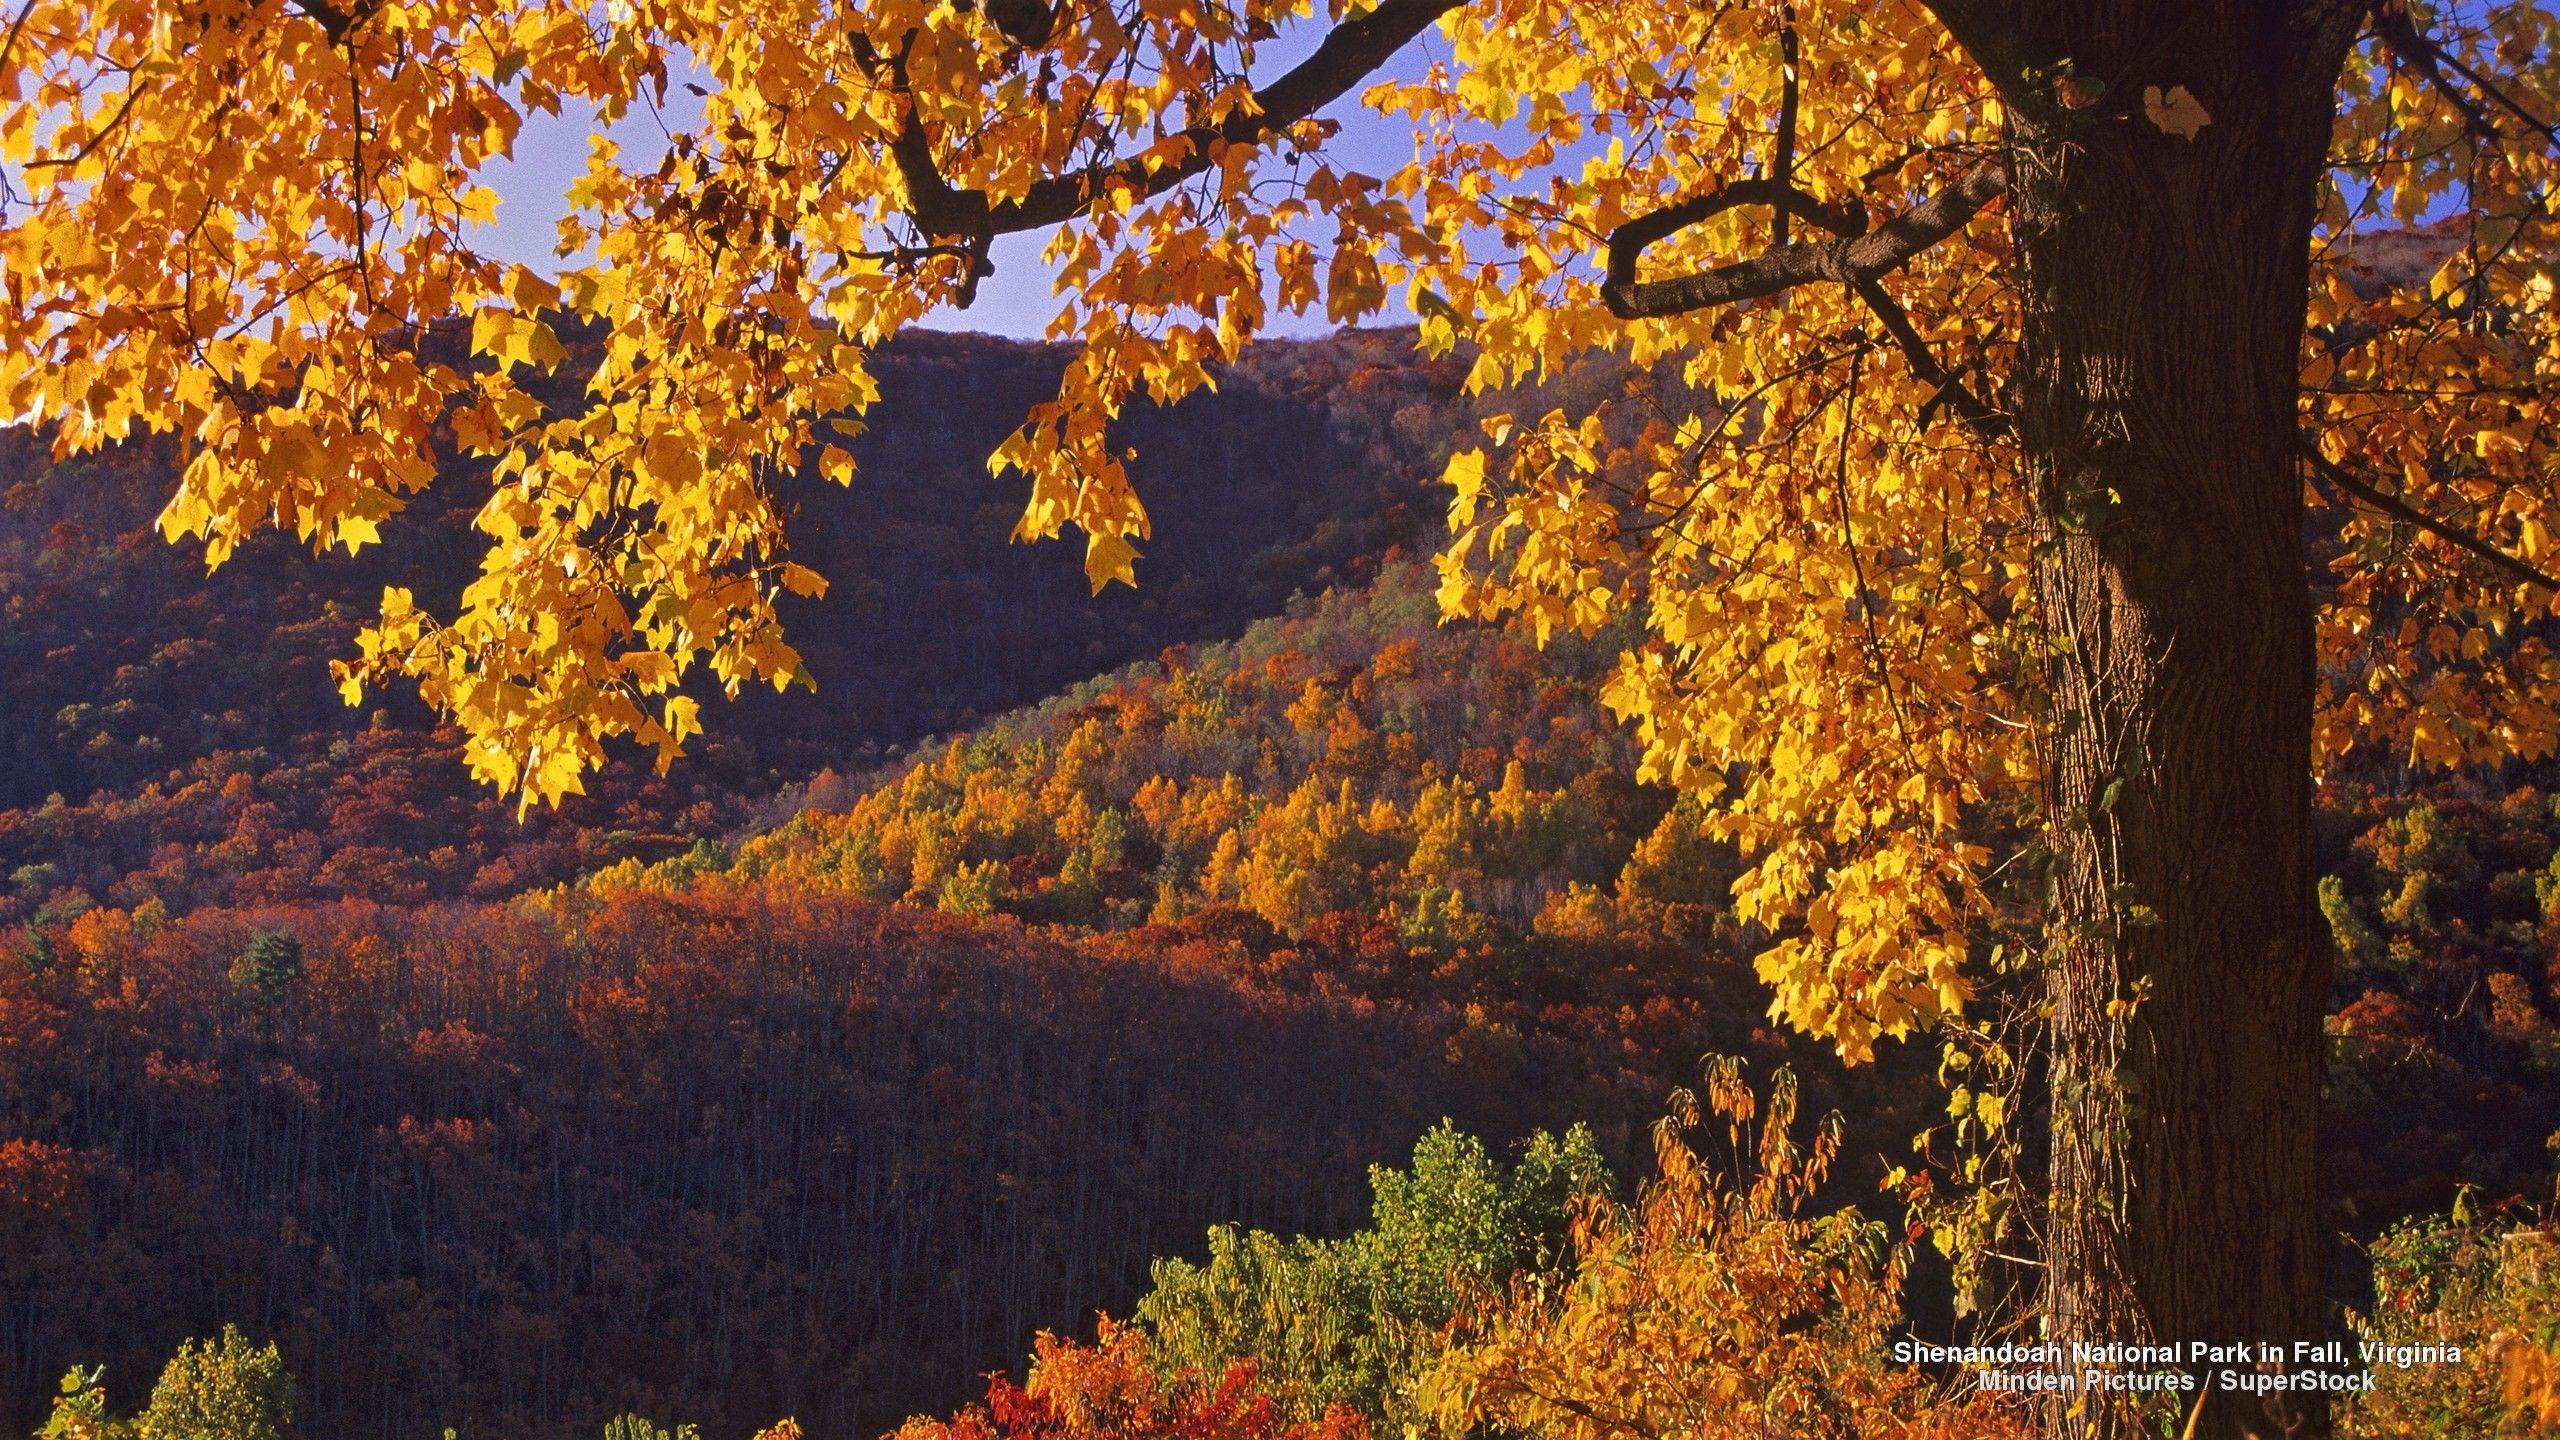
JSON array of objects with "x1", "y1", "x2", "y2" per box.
[{"x1": 1987, "y1": 4, "x2": 2365, "y2": 1436}]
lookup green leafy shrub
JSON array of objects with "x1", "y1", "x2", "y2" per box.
[
  {"x1": 42, "y1": 1327, "x2": 296, "y2": 1440},
  {"x1": 1133, "y1": 1121, "x2": 1609, "y2": 1430},
  {"x1": 2344, "y1": 1205, "x2": 2560, "y2": 1438}
]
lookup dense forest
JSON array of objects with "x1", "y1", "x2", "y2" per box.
[
  {"x1": 0, "y1": 885, "x2": 1765, "y2": 1437},
  {"x1": 0, "y1": 327, "x2": 1530, "y2": 927}
]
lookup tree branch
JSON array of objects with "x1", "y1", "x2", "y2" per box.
[
  {"x1": 2302, "y1": 442, "x2": 2560, "y2": 592},
  {"x1": 1771, "y1": 5, "x2": 1801, "y2": 248},
  {"x1": 2369, "y1": 3, "x2": 2501, "y2": 143},
  {"x1": 288, "y1": 0, "x2": 378, "y2": 43},
  {"x1": 1599, "y1": 166, "x2": 2005, "y2": 434},
  {"x1": 2368, "y1": 0, "x2": 2560, "y2": 149},
  {"x1": 1601, "y1": 163, "x2": 2007, "y2": 320},
  {"x1": 1511, "y1": 1380, "x2": 1665, "y2": 1440},
  {"x1": 1604, "y1": 177, "x2": 1865, "y2": 296},
  {"x1": 981, "y1": 0, "x2": 1057, "y2": 49},
  {"x1": 846, "y1": 32, "x2": 996, "y2": 302},
  {"x1": 887, "y1": 0, "x2": 1458, "y2": 249},
  {"x1": 861, "y1": 0, "x2": 1455, "y2": 304},
  {"x1": 993, "y1": 0, "x2": 1461, "y2": 230},
  {"x1": 1852, "y1": 276, "x2": 2005, "y2": 438}
]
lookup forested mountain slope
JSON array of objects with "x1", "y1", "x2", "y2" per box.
[
  {"x1": 0, "y1": 563, "x2": 1805, "y2": 1435},
  {"x1": 0, "y1": 327, "x2": 1529, "y2": 927},
  {"x1": 0, "y1": 884, "x2": 1755, "y2": 1439},
  {"x1": 682, "y1": 563, "x2": 2560, "y2": 1279},
  {"x1": 15, "y1": 552, "x2": 2560, "y2": 1440},
  {"x1": 0, "y1": 335, "x2": 1707, "y2": 1440}
]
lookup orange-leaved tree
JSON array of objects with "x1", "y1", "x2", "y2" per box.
[{"x1": 9, "y1": 0, "x2": 2560, "y2": 1434}]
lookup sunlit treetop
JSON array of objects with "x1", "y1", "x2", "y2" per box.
[{"x1": 6, "y1": 0, "x2": 2559, "y2": 1058}]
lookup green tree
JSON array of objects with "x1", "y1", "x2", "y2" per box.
[
  {"x1": 138, "y1": 1328, "x2": 296, "y2": 1440},
  {"x1": 60, "y1": 1327, "x2": 301, "y2": 1440},
  {"x1": 1135, "y1": 1123, "x2": 1609, "y2": 1430},
  {"x1": 600, "y1": 1416, "x2": 701, "y2": 1440},
  {"x1": 226, "y1": 931, "x2": 303, "y2": 1003}
]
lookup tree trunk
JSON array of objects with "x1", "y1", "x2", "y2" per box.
[{"x1": 1998, "y1": 6, "x2": 2359, "y2": 1438}]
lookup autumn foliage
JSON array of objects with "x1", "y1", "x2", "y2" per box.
[
  {"x1": 12, "y1": 500, "x2": 2560, "y2": 1435},
  {"x1": 0, "y1": 328, "x2": 1476, "y2": 930},
  {"x1": 640, "y1": 563, "x2": 1694, "y2": 946},
  {"x1": 1419, "y1": 1063, "x2": 2026, "y2": 1440},
  {"x1": 887, "y1": 1323, "x2": 1366, "y2": 1440},
  {"x1": 0, "y1": 874, "x2": 1793, "y2": 1437}
]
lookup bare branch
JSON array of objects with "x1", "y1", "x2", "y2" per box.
[
  {"x1": 23, "y1": 79, "x2": 145, "y2": 173},
  {"x1": 847, "y1": 241, "x2": 987, "y2": 268},
  {"x1": 0, "y1": 0, "x2": 45, "y2": 100},
  {"x1": 2302, "y1": 442, "x2": 2560, "y2": 592},
  {"x1": 843, "y1": 32, "x2": 996, "y2": 302},
  {"x1": 1602, "y1": 163, "x2": 2007, "y2": 320},
  {"x1": 2369, "y1": 3, "x2": 2502, "y2": 142},
  {"x1": 849, "y1": 32, "x2": 985, "y2": 238},
  {"x1": 1598, "y1": 164, "x2": 2005, "y2": 435},
  {"x1": 994, "y1": 0, "x2": 1461, "y2": 230}
]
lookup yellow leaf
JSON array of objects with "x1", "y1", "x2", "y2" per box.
[
  {"x1": 1084, "y1": 531, "x2": 1140, "y2": 593},
  {"x1": 507, "y1": 268, "x2": 561, "y2": 314},
  {"x1": 779, "y1": 562, "x2": 828, "y2": 598},
  {"x1": 1446, "y1": 448, "x2": 1487, "y2": 504}
]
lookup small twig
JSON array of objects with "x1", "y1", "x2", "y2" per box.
[
  {"x1": 2369, "y1": 1, "x2": 2560, "y2": 149},
  {"x1": 1832, "y1": 343, "x2": 1922, "y2": 767},
  {"x1": 23, "y1": 80, "x2": 145, "y2": 173},
  {"x1": 867, "y1": 0, "x2": 1461, "y2": 248}
]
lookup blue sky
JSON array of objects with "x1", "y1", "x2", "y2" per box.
[{"x1": 473, "y1": 24, "x2": 1447, "y2": 339}]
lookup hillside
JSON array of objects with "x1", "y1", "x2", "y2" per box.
[
  {"x1": 0, "y1": 327, "x2": 1503, "y2": 928},
  {"x1": 0, "y1": 336, "x2": 1728, "y2": 1440},
  {"x1": 16, "y1": 541, "x2": 2560, "y2": 1438},
  {"x1": 672, "y1": 562, "x2": 1694, "y2": 948},
  {"x1": 0, "y1": 884, "x2": 1756, "y2": 1439},
  {"x1": 676, "y1": 562, "x2": 2560, "y2": 1271},
  {"x1": 0, "y1": 568, "x2": 1842, "y2": 1440}
]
